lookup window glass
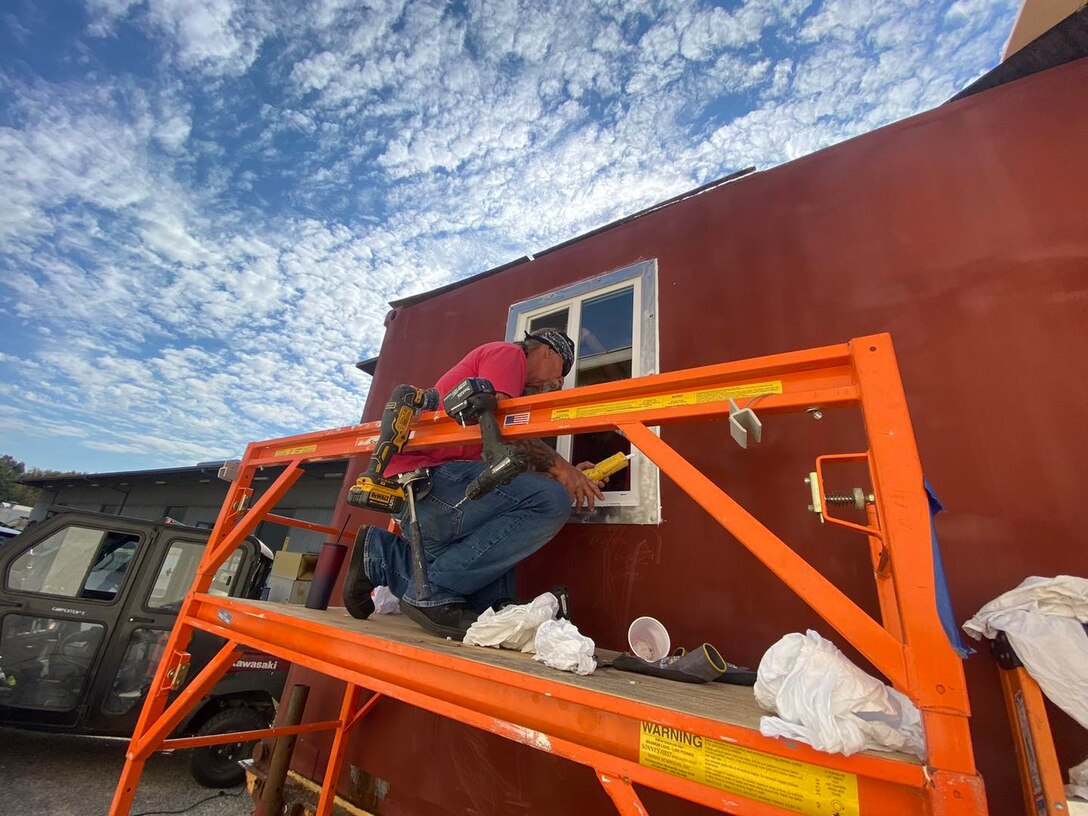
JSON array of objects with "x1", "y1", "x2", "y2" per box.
[
  {"x1": 211, "y1": 550, "x2": 244, "y2": 597},
  {"x1": 529, "y1": 308, "x2": 568, "y2": 334},
  {"x1": 507, "y1": 260, "x2": 659, "y2": 523},
  {"x1": 524, "y1": 288, "x2": 636, "y2": 492},
  {"x1": 0, "y1": 614, "x2": 105, "y2": 711},
  {"x1": 7, "y1": 526, "x2": 140, "y2": 601},
  {"x1": 576, "y1": 287, "x2": 634, "y2": 386},
  {"x1": 83, "y1": 535, "x2": 139, "y2": 600},
  {"x1": 148, "y1": 540, "x2": 244, "y2": 611},
  {"x1": 256, "y1": 509, "x2": 294, "y2": 551},
  {"x1": 571, "y1": 288, "x2": 635, "y2": 491},
  {"x1": 102, "y1": 628, "x2": 170, "y2": 715},
  {"x1": 527, "y1": 309, "x2": 569, "y2": 450}
]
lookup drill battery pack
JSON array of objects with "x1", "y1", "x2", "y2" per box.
[{"x1": 346, "y1": 477, "x2": 406, "y2": 514}]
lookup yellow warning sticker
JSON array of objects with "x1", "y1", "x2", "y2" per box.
[
  {"x1": 273, "y1": 444, "x2": 318, "y2": 457},
  {"x1": 550, "y1": 381, "x2": 783, "y2": 421},
  {"x1": 638, "y1": 723, "x2": 859, "y2": 816}
]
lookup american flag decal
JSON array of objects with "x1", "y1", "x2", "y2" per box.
[{"x1": 503, "y1": 412, "x2": 531, "y2": 427}]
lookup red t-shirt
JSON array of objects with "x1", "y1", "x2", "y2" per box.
[{"x1": 386, "y1": 342, "x2": 527, "y2": 476}]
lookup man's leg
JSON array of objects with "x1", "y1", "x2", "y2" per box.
[
  {"x1": 465, "y1": 570, "x2": 517, "y2": 613},
  {"x1": 403, "y1": 462, "x2": 572, "y2": 619},
  {"x1": 344, "y1": 465, "x2": 478, "y2": 627},
  {"x1": 343, "y1": 526, "x2": 409, "y2": 620},
  {"x1": 361, "y1": 527, "x2": 412, "y2": 598}
]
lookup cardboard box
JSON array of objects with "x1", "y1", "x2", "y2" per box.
[
  {"x1": 266, "y1": 575, "x2": 312, "y2": 605},
  {"x1": 271, "y1": 551, "x2": 319, "y2": 581}
]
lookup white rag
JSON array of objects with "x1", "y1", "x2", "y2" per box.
[
  {"x1": 463, "y1": 593, "x2": 559, "y2": 652},
  {"x1": 532, "y1": 619, "x2": 596, "y2": 675},
  {"x1": 962, "y1": 575, "x2": 1088, "y2": 731},
  {"x1": 1070, "y1": 757, "x2": 1088, "y2": 801},
  {"x1": 372, "y1": 586, "x2": 401, "y2": 614},
  {"x1": 962, "y1": 575, "x2": 1088, "y2": 799},
  {"x1": 754, "y1": 630, "x2": 926, "y2": 758}
]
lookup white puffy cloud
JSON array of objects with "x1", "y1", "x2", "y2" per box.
[{"x1": 0, "y1": 0, "x2": 1019, "y2": 472}]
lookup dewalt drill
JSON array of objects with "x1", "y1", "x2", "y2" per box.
[
  {"x1": 443, "y1": 378, "x2": 530, "y2": 507},
  {"x1": 347, "y1": 384, "x2": 439, "y2": 599},
  {"x1": 347, "y1": 384, "x2": 439, "y2": 514}
]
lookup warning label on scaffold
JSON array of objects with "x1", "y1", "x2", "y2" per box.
[
  {"x1": 550, "y1": 381, "x2": 783, "y2": 421},
  {"x1": 638, "y1": 722, "x2": 859, "y2": 816}
]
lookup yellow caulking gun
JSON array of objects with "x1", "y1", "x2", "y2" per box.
[{"x1": 583, "y1": 452, "x2": 632, "y2": 483}]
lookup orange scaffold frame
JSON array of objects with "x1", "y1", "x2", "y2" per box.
[{"x1": 108, "y1": 333, "x2": 988, "y2": 816}]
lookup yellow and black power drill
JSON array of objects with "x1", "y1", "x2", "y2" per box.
[
  {"x1": 347, "y1": 384, "x2": 439, "y2": 599},
  {"x1": 347, "y1": 384, "x2": 439, "y2": 514},
  {"x1": 443, "y1": 378, "x2": 530, "y2": 507}
]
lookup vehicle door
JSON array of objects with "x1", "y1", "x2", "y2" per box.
[
  {"x1": 81, "y1": 527, "x2": 262, "y2": 735},
  {"x1": 0, "y1": 513, "x2": 151, "y2": 729}
]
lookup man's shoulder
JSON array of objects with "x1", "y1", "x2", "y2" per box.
[
  {"x1": 472, "y1": 340, "x2": 520, "y2": 355},
  {"x1": 463, "y1": 340, "x2": 523, "y2": 365},
  {"x1": 458, "y1": 341, "x2": 526, "y2": 396},
  {"x1": 437, "y1": 341, "x2": 524, "y2": 389}
]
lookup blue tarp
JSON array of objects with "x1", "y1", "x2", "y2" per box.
[{"x1": 925, "y1": 479, "x2": 974, "y2": 658}]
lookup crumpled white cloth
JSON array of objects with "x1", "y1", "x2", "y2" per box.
[
  {"x1": 463, "y1": 592, "x2": 559, "y2": 652},
  {"x1": 754, "y1": 630, "x2": 926, "y2": 758},
  {"x1": 532, "y1": 618, "x2": 596, "y2": 675},
  {"x1": 962, "y1": 575, "x2": 1088, "y2": 731},
  {"x1": 1069, "y1": 757, "x2": 1088, "y2": 801},
  {"x1": 372, "y1": 586, "x2": 401, "y2": 614}
]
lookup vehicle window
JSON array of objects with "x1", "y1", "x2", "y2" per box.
[
  {"x1": 102, "y1": 628, "x2": 169, "y2": 716},
  {"x1": 6, "y1": 526, "x2": 141, "y2": 601},
  {"x1": 0, "y1": 614, "x2": 106, "y2": 711},
  {"x1": 148, "y1": 540, "x2": 245, "y2": 611}
]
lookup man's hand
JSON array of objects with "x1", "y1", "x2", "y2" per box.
[
  {"x1": 551, "y1": 459, "x2": 606, "y2": 512},
  {"x1": 576, "y1": 461, "x2": 609, "y2": 488}
]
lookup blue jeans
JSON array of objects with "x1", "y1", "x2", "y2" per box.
[{"x1": 363, "y1": 461, "x2": 572, "y2": 610}]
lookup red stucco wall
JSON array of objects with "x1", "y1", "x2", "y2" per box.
[{"x1": 287, "y1": 57, "x2": 1088, "y2": 816}]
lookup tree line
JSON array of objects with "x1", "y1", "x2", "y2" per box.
[{"x1": 0, "y1": 454, "x2": 70, "y2": 506}]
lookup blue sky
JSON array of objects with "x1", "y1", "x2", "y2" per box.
[{"x1": 0, "y1": 0, "x2": 1018, "y2": 474}]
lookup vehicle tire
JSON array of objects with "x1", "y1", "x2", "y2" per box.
[{"x1": 188, "y1": 704, "x2": 268, "y2": 788}]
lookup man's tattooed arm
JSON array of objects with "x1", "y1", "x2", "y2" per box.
[{"x1": 512, "y1": 438, "x2": 559, "y2": 472}]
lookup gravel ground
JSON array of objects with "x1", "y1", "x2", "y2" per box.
[{"x1": 0, "y1": 727, "x2": 253, "y2": 816}]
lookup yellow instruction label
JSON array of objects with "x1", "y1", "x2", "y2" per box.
[
  {"x1": 273, "y1": 444, "x2": 318, "y2": 457},
  {"x1": 550, "y1": 381, "x2": 783, "y2": 421},
  {"x1": 638, "y1": 723, "x2": 859, "y2": 816}
]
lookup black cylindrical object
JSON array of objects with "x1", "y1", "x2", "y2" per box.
[{"x1": 304, "y1": 542, "x2": 347, "y2": 610}]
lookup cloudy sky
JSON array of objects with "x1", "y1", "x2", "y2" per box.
[{"x1": 0, "y1": 0, "x2": 1018, "y2": 475}]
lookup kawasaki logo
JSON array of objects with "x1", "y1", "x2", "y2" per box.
[{"x1": 231, "y1": 657, "x2": 282, "y2": 671}]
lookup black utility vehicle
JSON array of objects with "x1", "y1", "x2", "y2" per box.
[{"x1": 0, "y1": 510, "x2": 288, "y2": 787}]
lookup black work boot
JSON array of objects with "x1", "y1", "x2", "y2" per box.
[
  {"x1": 401, "y1": 600, "x2": 479, "y2": 641},
  {"x1": 343, "y1": 527, "x2": 375, "y2": 620}
]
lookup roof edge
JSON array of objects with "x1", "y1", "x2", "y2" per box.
[{"x1": 18, "y1": 461, "x2": 230, "y2": 487}]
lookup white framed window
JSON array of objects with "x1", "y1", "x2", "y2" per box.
[{"x1": 506, "y1": 259, "x2": 660, "y2": 525}]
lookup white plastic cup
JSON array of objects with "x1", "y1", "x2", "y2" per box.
[{"x1": 628, "y1": 616, "x2": 671, "y2": 661}]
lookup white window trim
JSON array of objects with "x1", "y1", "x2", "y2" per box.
[{"x1": 506, "y1": 259, "x2": 661, "y2": 525}]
